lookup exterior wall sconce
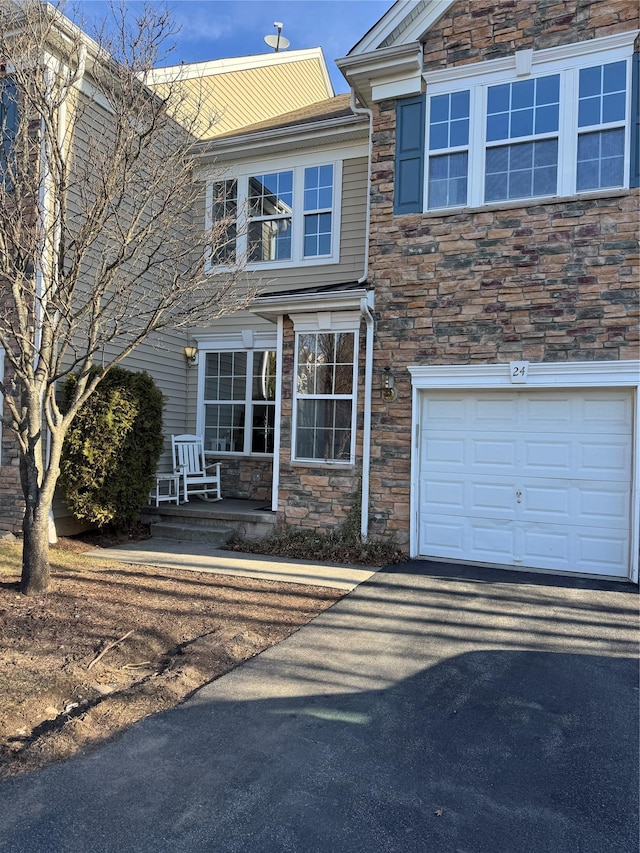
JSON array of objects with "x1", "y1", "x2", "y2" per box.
[
  {"x1": 382, "y1": 366, "x2": 396, "y2": 402},
  {"x1": 184, "y1": 346, "x2": 198, "y2": 367}
]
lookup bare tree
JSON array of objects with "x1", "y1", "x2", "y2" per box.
[{"x1": 0, "y1": 0, "x2": 252, "y2": 595}]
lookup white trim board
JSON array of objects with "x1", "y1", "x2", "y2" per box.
[{"x1": 408, "y1": 360, "x2": 640, "y2": 582}]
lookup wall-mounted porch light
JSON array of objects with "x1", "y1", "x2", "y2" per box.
[
  {"x1": 184, "y1": 345, "x2": 198, "y2": 367},
  {"x1": 382, "y1": 366, "x2": 396, "y2": 402}
]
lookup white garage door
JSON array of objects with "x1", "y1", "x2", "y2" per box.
[{"x1": 418, "y1": 388, "x2": 633, "y2": 577}]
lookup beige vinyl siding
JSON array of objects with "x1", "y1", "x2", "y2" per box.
[
  {"x1": 51, "y1": 81, "x2": 197, "y2": 531},
  {"x1": 152, "y1": 58, "x2": 332, "y2": 140}
]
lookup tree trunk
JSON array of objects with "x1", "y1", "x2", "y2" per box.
[
  {"x1": 20, "y1": 447, "x2": 52, "y2": 596},
  {"x1": 21, "y1": 506, "x2": 51, "y2": 596}
]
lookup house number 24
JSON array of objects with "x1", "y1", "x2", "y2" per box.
[{"x1": 510, "y1": 361, "x2": 529, "y2": 384}]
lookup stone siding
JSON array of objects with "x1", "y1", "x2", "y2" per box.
[
  {"x1": 422, "y1": 0, "x2": 639, "y2": 69},
  {"x1": 218, "y1": 456, "x2": 272, "y2": 503}
]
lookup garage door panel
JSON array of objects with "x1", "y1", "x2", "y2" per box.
[
  {"x1": 577, "y1": 530, "x2": 630, "y2": 572},
  {"x1": 422, "y1": 437, "x2": 465, "y2": 466},
  {"x1": 422, "y1": 395, "x2": 468, "y2": 426},
  {"x1": 418, "y1": 388, "x2": 633, "y2": 577},
  {"x1": 472, "y1": 437, "x2": 518, "y2": 468},
  {"x1": 524, "y1": 396, "x2": 573, "y2": 428},
  {"x1": 474, "y1": 396, "x2": 519, "y2": 427},
  {"x1": 579, "y1": 484, "x2": 631, "y2": 526},
  {"x1": 579, "y1": 440, "x2": 631, "y2": 479},
  {"x1": 581, "y1": 395, "x2": 633, "y2": 432},
  {"x1": 419, "y1": 516, "x2": 466, "y2": 554},
  {"x1": 472, "y1": 482, "x2": 516, "y2": 515},
  {"x1": 521, "y1": 484, "x2": 570, "y2": 519},
  {"x1": 471, "y1": 521, "x2": 516, "y2": 562},
  {"x1": 523, "y1": 439, "x2": 573, "y2": 474},
  {"x1": 420, "y1": 477, "x2": 465, "y2": 511},
  {"x1": 521, "y1": 526, "x2": 570, "y2": 564}
]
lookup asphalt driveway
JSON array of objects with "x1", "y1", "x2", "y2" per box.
[{"x1": 0, "y1": 560, "x2": 637, "y2": 853}]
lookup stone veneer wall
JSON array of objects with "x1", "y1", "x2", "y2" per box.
[
  {"x1": 365, "y1": 0, "x2": 640, "y2": 546},
  {"x1": 218, "y1": 456, "x2": 272, "y2": 503}
]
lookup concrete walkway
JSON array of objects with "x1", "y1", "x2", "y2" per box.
[
  {"x1": 0, "y1": 560, "x2": 637, "y2": 853},
  {"x1": 87, "y1": 538, "x2": 378, "y2": 591}
]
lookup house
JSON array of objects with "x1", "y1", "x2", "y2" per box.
[
  {"x1": 174, "y1": 0, "x2": 638, "y2": 583},
  {"x1": 334, "y1": 0, "x2": 639, "y2": 581},
  {"x1": 2, "y1": 0, "x2": 638, "y2": 584},
  {"x1": 181, "y1": 94, "x2": 371, "y2": 520}
]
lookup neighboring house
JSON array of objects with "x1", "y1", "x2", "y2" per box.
[
  {"x1": 185, "y1": 94, "x2": 371, "y2": 511},
  {"x1": 335, "y1": 0, "x2": 639, "y2": 581}
]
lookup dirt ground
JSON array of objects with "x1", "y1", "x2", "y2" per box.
[{"x1": 0, "y1": 539, "x2": 345, "y2": 780}]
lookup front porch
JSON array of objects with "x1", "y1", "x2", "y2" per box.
[{"x1": 140, "y1": 498, "x2": 276, "y2": 548}]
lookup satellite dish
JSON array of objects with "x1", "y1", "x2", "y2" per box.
[{"x1": 264, "y1": 21, "x2": 290, "y2": 52}]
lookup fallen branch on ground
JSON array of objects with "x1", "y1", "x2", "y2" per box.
[{"x1": 88, "y1": 631, "x2": 133, "y2": 670}]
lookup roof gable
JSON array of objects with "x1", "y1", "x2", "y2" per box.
[
  {"x1": 348, "y1": 0, "x2": 455, "y2": 56},
  {"x1": 147, "y1": 48, "x2": 334, "y2": 140}
]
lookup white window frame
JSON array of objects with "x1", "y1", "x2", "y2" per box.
[
  {"x1": 291, "y1": 311, "x2": 360, "y2": 466},
  {"x1": 423, "y1": 31, "x2": 638, "y2": 211},
  {"x1": 205, "y1": 152, "x2": 343, "y2": 272},
  {"x1": 195, "y1": 331, "x2": 277, "y2": 457}
]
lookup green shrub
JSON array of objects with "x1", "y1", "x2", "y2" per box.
[{"x1": 60, "y1": 367, "x2": 164, "y2": 529}]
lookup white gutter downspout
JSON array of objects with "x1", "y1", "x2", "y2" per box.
[
  {"x1": 360, "y1": 293, "x2": 374, "y2": 542},
  {"x1": 350, "y1": 91, "x2": 374, "y2": 542},
  {"x1": 271, "y1": 315, "x2": 284, "y2": 512}
]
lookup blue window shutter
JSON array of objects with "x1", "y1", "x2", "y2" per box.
[
  {"x1": 1, "y1": 79, "x2": 18, "y2": 181},
  {"x1": 395, "y1": 95, "x2": 426, "y2": 215},
  {"x1": 631, "y1": 53, "x2": 639, "y2": 189}
]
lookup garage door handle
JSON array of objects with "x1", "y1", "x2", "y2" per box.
[{"x1": 516, "y1": 489, "x2": 522, "y2": 504}]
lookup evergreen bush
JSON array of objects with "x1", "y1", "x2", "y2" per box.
[{"x1": 60, "y1": 367, "x2": 164, "y2": 528}]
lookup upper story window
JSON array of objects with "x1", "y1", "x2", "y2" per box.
[
  {"x1": 415, "y1": 32, "x2": 638, "y2": 213},
  {"x1": 207, "y1": 159, "x2": 340, "y2": 270}
]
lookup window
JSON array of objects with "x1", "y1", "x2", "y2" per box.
[
  {"x1": 201, "y1": 349, "x2": 276, "y2": 454},
  {"x1": 577, "y1": 61, "x2": 627, "y2": 190},
  {"x1": 418, "y1": 34, "x2": 636, "y2": 211},
  {"x1": 210, "y1": 180, "x2": 237, "y2": 263},
  {"x1": 248, "y1": 171, "x2": 292, "y2": 261},
  {"x1": 484, "y1": 74, "x2": 559, "y2": 202},
  {"x1": 303, "y1": 165, "x2": 334, "y2": 257},
  {"x1": 207, "y1": 160, "x2": 339, "y2": 269},
  {"x1": 294, "y1": 331, "x2": 357, "y2": 463},
  {"x1": 427, "y1": 90, "x2": 469, "y2": 208}
]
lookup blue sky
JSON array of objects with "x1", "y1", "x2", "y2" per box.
[{"x1": 75, "y1": 1, "x2": 394, "y2": 93}]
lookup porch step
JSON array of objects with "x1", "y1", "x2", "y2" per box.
[
  {"x1": 150, "y1": 522, "x2": 234, "y2": 547},
  {"x1": 140, "y1": 498, "x2": 276, "y2": 544}
]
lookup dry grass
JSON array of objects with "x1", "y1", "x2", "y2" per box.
[{"x1": 0, "y1": 539, "x2": 344, "y2": 779}]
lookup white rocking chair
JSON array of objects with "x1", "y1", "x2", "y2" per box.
[{"x1": 171, "y1": 434, "x2": 222, "y2": 503}]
